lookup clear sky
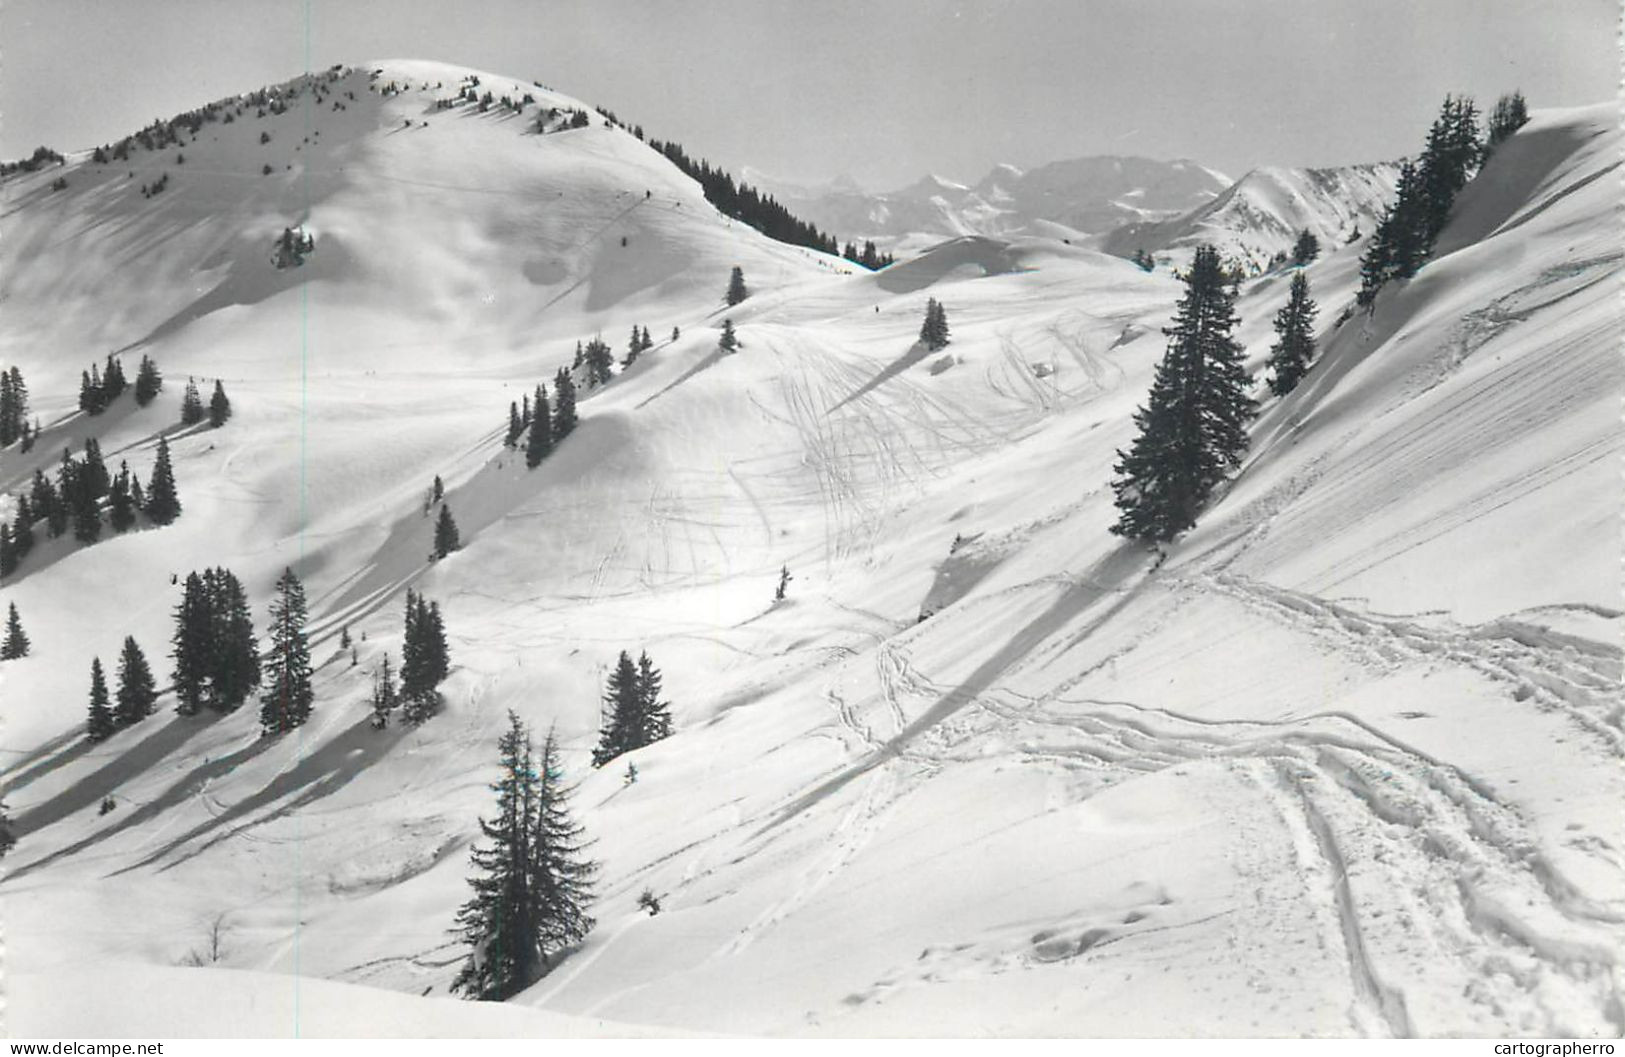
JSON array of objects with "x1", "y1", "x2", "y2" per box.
[{"x1": 1, "y1": 0, "x2": 1615, "y2": 189}]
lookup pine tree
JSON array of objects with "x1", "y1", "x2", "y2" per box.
[
  {"x1": 425, "y1": 601, "x2": 450, "y2": 690},
  {"x1": 370, "y1": 654, "x2": 398, "y2": 729},
  {"x1": 1110, "y1": 245, "x2": 1257, "y2": 542},
  {"x1": 1266, "y1": 272, "x2": 1319, "y2": 397},
  {"x1": 259, "y1": 567, "x2": 313, "y2": 735},
  {"x1": 180, "y1": 377, "x2": 204, "y2": 425},
  {"x1": 208, "y1": 568, "x2": 260, "y2": 711},
  {"x1": 551, "y1": 370, "x2": 577, "y2": 441},
  {"x1": 82, "y1": 438, "x2": 110, "y2": 498},
  {"x1": 208, "y1": 380, "x2": 232, "y2": 427},
  {"x1": 624, "y1": 325, "x2": 643, "y2": 367},
  {"x1": 0, "y1": 369, "x2": 15, "y2": 447},
  {"x1": 525, "y1": 384, "x2": 552, "y2": 468},
  {"x1": 102, "y1": 355, "x2": 126, "y2": 401},
  {"x1": 592, "y1": 651, "x2": 643, "y2": 768},
  {"x1": 30, "y1": 470, "x2": 60, "y2": 539},
  {"x1": 134, "y1": 354, "x2": 163, "y2": 407},
  {"x1": 171, "y1": 572, "x2": 212, "y2": 715},
  {"x1": 1291, "y1": 229, "x2": 1320, "y2": 266},
  {"x1": 529, "y1": 726, "x2": 597, "y2": 966},
  {"x1": 640, "y1": 326, "x2": 652, "y2": 351},
  {"x1": 719, "y1": 318, "x2": 739, "y2": 353},
  {"x1": 86, "y1": 657, "x2": 116, "y2": 741},
  {"x1": 1, "y1": 602, "x2": 29, "y2": 659},
  {"x1": 506, "y1": 401, "x2": 523, "y2": 448},
  {"x1": 8, "y1": 497, "x2": 33, "y2": 563},
  {"x1": 0, "y1": 525, "x2": 14, "y2": 578},
  {"x1": 70, "y1": 465, "x2": 102, "y2": 544},
  {"x1": 725, "y1": 265, "x2": 748, "y2": 306},
  {"x1": 433, "y1": 475, "x2": 445, "y2": 505},
  {"x1": 114, "y1": 636, "x2": 158, "y2": 726},
  {"x1": 145, "y1": 436, "x2": 181, "y2": 524},
  {"x1": 434, "y1": 503, "x2": 461, "y2": 559}
]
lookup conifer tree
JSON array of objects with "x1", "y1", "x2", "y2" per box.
[
  {"x1": 920, "y1": 298, "x2": 950, "y2": 351},
  {"x1": 0, "y1": 367, "x2": 25, "y2": 446},
  {"x1": 1291, "y1": 229, "x2": 1320, "y2": 266},
  {"x1": 506, "y1": 401, "x2": 523, "y2": 448},
  {"x1": 208, "y1": 380, "x2": 232, "y2": 427},
  {"x1": 672, "y1": 326, "x2": 680, "y2": 343},
  {"x1": 0, "y1": 525, "x2": 14, "y2": 578},
  {"x1": 551, "y1": 370, "x2": 577, "y2": 441},
  {"x1": 82, "y1": 438, "x2": 110, "y2": 498},
  {"x1": 1110, "y1": 245, "x2": 1257, "y2": 542},
  {"x1": 1485, "y1": 91, "x2": 1528, "y2": 154},
  {"x1": 0, "y1": 803, "x2": 14, "y2": 859},
  {"x1": 583, "y1": 338, "x2": 614, "y2": 388},
  {"x1": 108, "y1": 463, "x2": 136, "y2": 532},
  {"x1": 70, "y1": 467, "x2": 102, "y2": 544},
  {"x1": 640, "y1": 326, "x2": 652, "y2": 351},
  {"x1": 86, "y1": 657, "x2": 116, "y2": 741},
  {"x1": 259, "y1": 567, "x2": 313, "y2": 735},
  {"x1": 592, "y1": 651, "x2": 642, "y2": 768},
  {"x1": 1, "y1": 602, "x2": 29, "y2": 659},
  {"x1": 134, "y1": 355, "x2": 163, "y2": 407},
  {"x1": 114, "y1": 636, "x2": 158, "y2": 726},
  {"x1": 725, "y1": 265, "x2": 748, "y2": 306},
  {"x1": 635, "y1": 651, "x2": 671, "y2": 746},
  {"x1": 102, "y1": 355, "x2": 127, "y2": 401},
  {"x1": 451, "y1": 713, "x2": 597, "y2": 1000},
  {"x1": 625, "y1": 325, "x2": 643, "y2": 367},
  {"x1": 8, "y1": 497, "x2": 33, "y2": 563},
  {"x1": 1266, "y1": 272, "x2": 1319, "y2": 397},
  {"x1": 31, "y1": 470, "x2": 60, "y2": 539},
  {"x1": 180, "y1": 377, "x2": 205, "y2": 425},
  {"x1": 145, "y1": 436, "x2": 181, "y2": 524},
  {"x1": 525, "y1": 384, "x2": 552, "y2": 468},
  {"x1": 208, "y1": 568, "x2": 260, "y2": 711},
  {"x1": 171, "y1": 572, "x2": 212, "y2": 715},
  {"x1": 370, "y1": 654, "x2": 398, "y2": 729},
  {"x1": 433, "y1": 475, "x2": 445, "y2": 505},
  {"x1": 434, "y1": 503, "x2": 461, "y2": 560},
  {"x1": 719, "y1": 318, "x2": 739, "y2": 353}
]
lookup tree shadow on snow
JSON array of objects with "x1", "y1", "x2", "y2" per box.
[{"x1": 826, "y1": 341, "x2": 935, "y2": 415}]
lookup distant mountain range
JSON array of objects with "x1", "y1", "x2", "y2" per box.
[{"x1": 743, "y1": 156, "x2": 1233, "y2": 257}]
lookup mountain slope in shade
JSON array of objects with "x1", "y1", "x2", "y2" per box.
[{"x1": 1098, "y1": 162, "x2": 1400, "y2": 273}]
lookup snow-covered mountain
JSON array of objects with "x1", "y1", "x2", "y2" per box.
[
  {"x1": 1099, "y1": 163, "x2": 1401, "y2": 274},
  {"x1": 1, "y1": 60, "x2": 1619, "y2": 1038},
  {"x1": 746, "y1": 156, "x2": 1231, "y2": 257}
]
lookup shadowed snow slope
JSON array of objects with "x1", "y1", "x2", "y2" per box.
[{"x1": 1, "y1": 66, "x2": 1619, "y2": 1039}]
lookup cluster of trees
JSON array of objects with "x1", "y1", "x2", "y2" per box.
[
  {"x1": 370, "y1": 589, "x2": 453, "y2": 728},
  {"x1": 504, "y1": 368, "x2": 578, "y2": 470},
  {"x1": 647, "y1": 138, "x2": 847, "y2": 258},
  {"x1": 0, "y1": 366, "x2": 32, "y2": 447},
  {"x1": 1358, "y1": 93, "x2": 1525, "y2": 306},
  {"x1": 172, "y1": 567, "x2": 261, "y2": 715},
  {"x1": 2, "y1": 602, "x2": 28, "y2": 659},
  {"x1": 451, "y1": 711, "x2": 597, "y2": 1001},
  {"x1": 841, "y1": 241, "x2": 894, "y2": 270},
  {"x1": 591, "y1": 650, "x2": 671, "y2": 769},
  {"x1": 180, "y1": 377, "x2": 232, "y2": 428},
  {"x1": 920, "y1": 298, "x2": 951, "y2": 351},
  {"x1": 78, "y1": 355, "x2": 128, "y2": 415},
  {"x1": 2, "y1": 436, "x2": 181, "y2": 576},
  {"x1": 273, "y1": 227, "x2": 316, "y2": 269},
  {"x1": 621, "y1": 326, "x2": 655, "y2": 368},
  {"x1": 85, "y1": 637, "x2": 160, "y2": 741},
  {"x1": 0, "y1": 145, "x2": 65, "y2": 177},
  {"x1": 1131, "y1": 248, "x2": 1156, "y2": 272}
]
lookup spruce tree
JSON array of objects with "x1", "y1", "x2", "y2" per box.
[
  {"x1": 434, "y1": 503, "x2": 461, "y2": 559},
  {"x1": 1110, "y1": 245, "x2": 1257, "y2": 542},
  {"x1": 592, "y1": 650, "x2": 642, "y2": 768},
  {"x1": 259, "y1": 567, "x2": 313, "y2": 735},
  {"x1": 583, "y1": 338, "x2": 614, "y2": 388},
  {"x1": 171, "y1": 572, "x2": 212, "y2": 715},
  {"x1": 0, "y1": 525, "x2": 13, "y2": 578},
  {"x1": 134, "y1": 354, "x2": 163, "y2": 407},
  {"x1": 920, "y1": 298, "x2": 950, "y2": 351},
  {"x1": 0, "y1": 370, "x2": 15, "y2": 447},
  {"x1": 180, "y1": 377, "x2": 204, "y2": 425},
  {"x1": 208, "y1": 380, "x2": 232, "y2": 427},
  {"x1": 719, "y1": 318, "x2": 739, "y2": 353},
  {"x1": 1266, "y1": 272, "x2": 1318, "y2": 397},
  {"x1": 551, "y1": 370, "x2": 577, "y2": 441},
  {"x1": 525, "y1": 385, "x2": 552, "y2": 468},
  {"x1": 108, "y1": 463, "x2": 136, "y2": 532},
  {"x1": 209, "y1": 569, "x2": 260, "y2": 711},
  {"x1": 114, "y1": 636, "x2": 158, "y2": 726},
  {"x1": 31, "y1": 470, "x2": 60, "y2": 539},
  {"x1": 1, "y1": 602, "x2": 29, "y2": 659},
  {"x1": 86, "y1": 657, "x2": 116, "y2": 741},
  {"x1": 146, "y1": 436, "x2": 181, "y2": 524},
  {"x1": 70, "y1": 468, "x2": 102, "y2": 544},
  {"x1": 1485, "y1": 91, "x2": 1528, "y2": 154},
  {"x1": 506, "y1": 401, "x2": 523, "y2": 448},
  {"x1": 725, "y1": 265, "x2": 748, "y2": 306},
  {"x1": 1291, "y1": 229, "x2": 1320, "y2": 266},
  {"x1": 635, "y1": 651, "x2": 671, "y2": 746},
  {"x1": 370, "y1": 654, "x2": 398, "y2": 729},
  {"x1": 102, "y1": 355, "x2": 126, "y2": 401},
  {"x1": 624, "y1": 325, "x2": 643, "y2": 367},
  {"x1": 451, "y1": 713, "x2": 596, "y2": 1000},
  {"x1": 8, "y1": 497, "x2": 33, "y2": 563}
]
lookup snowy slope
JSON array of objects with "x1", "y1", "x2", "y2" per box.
[
  {"x1": 1, "y1": 66, "x2": 1619, "y2": 1040},
  {"x1": 1100, "y1": 163, "x2": 1400, "y2": 274}
]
